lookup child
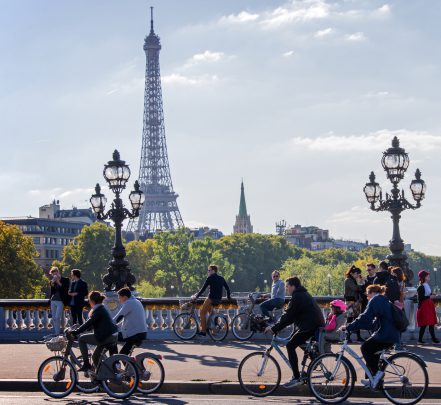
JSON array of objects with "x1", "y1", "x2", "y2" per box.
[{"x1": 319, "y1": 299, "x2": 347, "y2": 353}]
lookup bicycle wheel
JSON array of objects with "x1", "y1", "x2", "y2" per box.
[
  {"x1": 173, "y1": 313, "x2": 198, "y2": 340},
  {"x1": 37, "y1": 356, "x2": 77, "y2": 398},
  {"x1": 100, "y1": 354, "x2": 139, "y2": 399},
  {"x1": 381, "y1": 352, "x2": 428, "y2": 405},
  {"x1": 136, "y1": 354, "x2": 165, "y2": 394},
  {"x1": 238, "y1": 352, "x2": 281, "y2": 397},
  {"x1": 232, "y1": 313, "x2": 254, "y2": 341},
  {"x1": 307, "y1": 353, "x2": 354, "y2": 404},
  {"x1": 208, "y1": 314, "x2": 229, "y2": 341},
  {"x1": 72, "y1": 354, "x2": 100, "y2": 393}
]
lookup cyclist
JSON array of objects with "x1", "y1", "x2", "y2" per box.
[
  {"x1": 260, "y1": 270, "x2": 285, "y2": 320},
  {"x1": 191, "y1": 264, "x2": 231, "y2": 337},
  {"x1": 113, "y1": 287, "x2": 148, "y2": 355},
  {"x1": 264, "y1": 276, "x2": 325, "y2": 388},
  {"x1": 343, "y1": 284, "x2": 400, "y2": 387},
  {"x1": 72, "y1": 291, "x2": 118, "y2": 372}
]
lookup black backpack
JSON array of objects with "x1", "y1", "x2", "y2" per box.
[{"x1": 390, "y1": 303, "x2": 409, "y2": 332}]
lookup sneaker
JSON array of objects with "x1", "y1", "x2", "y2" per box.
[
  {"x1": 283, "y1": 377, "x2": 302, "y2": 388},
  {"x1": 417, "y1": 340, "x2": 425, "y2": 345},
  {"x1": 360, "y1": 379, "x2": 370, "y2": 387},
  {"x1": 196, "y1": 331, "x2": 206, "y2": 336},
  {"x1": 77, "y1": 364, "x2": 92, "y2": 373},
  {"x1": 432, "y1": 338, "x2": 440, "y2": 344}
]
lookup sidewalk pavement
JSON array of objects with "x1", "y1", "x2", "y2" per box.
[{"x1": 0, "y1": 340, "x2": 440, "y2": 395}]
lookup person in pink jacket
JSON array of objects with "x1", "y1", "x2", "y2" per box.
[{"x1": 319, "y1": 299, "x2": 347, "y2": 353}]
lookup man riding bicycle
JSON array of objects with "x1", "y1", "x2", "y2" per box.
[
  {"x1": 72, "y1": 291, "x2": 118, "y2": 372},
  {"x1": 265, "y1": 276, "x2": 325, "y2": 388},
  {"x1": 191, "y1": 264, "x2": 231, "y2": 337},
  {"x1": 113, "y1": 287, "x2": 148, "y2": 355}
]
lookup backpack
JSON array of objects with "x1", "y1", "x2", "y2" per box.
[{"x1": 390, "y1": 303, "x2": 409, "y2": 332}]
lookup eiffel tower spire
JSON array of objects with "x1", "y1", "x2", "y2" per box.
[{"x1": 128, "y1": 7, "x2": 184, "y2": 237}]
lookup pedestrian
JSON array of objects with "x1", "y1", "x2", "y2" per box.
[
  {"x1": 344, "y1": 265, "x2": 364, "y2": 342},
  {"x1": 417, "y1": 270, "x2": 440, "y2": 344},
  {"x1": 390, "y1": 267, "x2": 405, "y2": 310},
  {"x1": 68, "y1": 269, "x2": 88, "y2": 325},
  {"x1": 319, "y1": 299, "x2": 346, "y2": 353},
  {"x1": 113, "y1": 287, "x2": 148, "y2": 355},
  {"x1": 365, "y1": 263, "x2": 377, "y2": 285},
  {"x1": 260, "y1": 270, "x2": 286, "y2": 319},
  {"x1": 264, "y1": 276, "x2": 325, "y2": 388},
  {"x1": 48, "y1": 267, "x2": 70, "y2": 336},
  {"x1": 373, "y1": 261, "x2": 400, "y2": 303},
  {"x1": 344, "y1": 284, "x2": 400, "y2": 387}
]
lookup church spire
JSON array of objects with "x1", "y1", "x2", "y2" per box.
[
  {"x1": 233, "y1": 180, "x2": 253, "y2": 234},
  {"x1": 238, "y1": 180, "x2": 248, "y2": 218}
]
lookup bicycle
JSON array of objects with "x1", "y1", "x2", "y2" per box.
[
  {"x1": 307, "y1": 331, "x2": 428, "y2": 404},
  {"x1": 173, "y1": 299, "x2": 229, "y2": 341},
  {"x1": 37, "y1": 327, "x2": 139, "y2": 399},
  {"x1": 232, "y1": 293, "x2": 293, "y2": 341},
  {"x1": 238, "y1": 331, "x2": 321, "y2": 397}
]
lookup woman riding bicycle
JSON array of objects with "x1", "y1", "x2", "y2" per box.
[
  {"x1": 344, "y1": 284, "x2": 400, "y2": 386},
  {"x1": 72, "y1": 291, "x2": 118, "y2": 372}
]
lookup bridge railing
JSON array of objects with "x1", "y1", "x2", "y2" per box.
[{"x1": 1, "y1": 294, "x2": 440, "y2": 341}]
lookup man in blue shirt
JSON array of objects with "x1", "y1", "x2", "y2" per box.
[{"x1": 260, "y1": 270, "x2": 285, "y2": 319}]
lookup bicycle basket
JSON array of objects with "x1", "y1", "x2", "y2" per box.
[{"x1": 46, "y1": 336, "x2": 67, "y2": 352}]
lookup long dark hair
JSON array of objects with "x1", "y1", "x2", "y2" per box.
[
  {"x1": 345, "y1": 265, "x2": 361, "y2": 279},
  {"x1": 390, "y1": 266, "x2": 405, "y2": 282}
]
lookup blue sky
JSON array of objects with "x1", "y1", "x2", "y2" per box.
[{"x1": 1, "y1": 0, "x2": 441, "y2": 255}]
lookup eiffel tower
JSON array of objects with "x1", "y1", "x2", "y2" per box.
[{"x1": 128, "y1": 7, "x2": 184, "y2": 238}]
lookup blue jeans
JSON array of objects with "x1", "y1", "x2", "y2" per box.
[
  {"x1": 50, "y1": 300, "x2": 64, "y2": 335},
  {"x1": 260, "y1": 298, "x2": 285, "y2": 318}
]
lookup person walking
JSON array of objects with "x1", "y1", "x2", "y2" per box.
[
  {"x1": 72, "y1": 291, "x2": 118, "y2": 372},
  {"x1": 260, "y1": 270, "x2": 285, "y2": 319},
  {"x1": 265, "y1": 277, "x2": 325, "y2": 388},
  {"x1": 344, "y1": 265, "x2": 364, "y2": 342},
  {"x1": 48, "y1": 267, "x2": 70, "y2": 336},
  {"x1": 68, "y1": 269, "x2": 88, "y2": 325},
  {"x1": 191, "y1": 264, "x2": 231, "y2": 337},
  {"x1": 113, "y1": 288, "x2": 148, "y2": 355},
  {"x1": 344, "y1": 284, "x2": 400, "y2": 387},
  {"x1": 417, "y1": 270, "x2": 440, "y2": 344}
]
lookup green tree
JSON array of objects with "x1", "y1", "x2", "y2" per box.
[
  {"x1": 126, "y1": 239, "x2": 156, "y2": 283},
  {"x1": 58, "y1": 222, "x2": 114, "y2": 289},
  {"x1": 0, "y1": 221, "x2": 46, "y2": 298},
  {"x1": 135, "y1": 280, "x2": 165, "y2": 298}
]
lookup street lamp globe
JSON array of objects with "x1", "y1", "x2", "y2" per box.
[
  {"x1": 90, "y1": 183, "x2": 107, "y2": 215},
  {"x1": 129, "y1": 180, "x2": 145, "y2": 211},
  {"x1": 381, "y1": 136, "x2": 409, "y2": 184},
  {"x1": 103, "y1": 150, "x2": 131, "y2": 194},
  {"x1": 410, "y1": 169, "x2": 426, "y2": 202},
  {"x1": 363, "y1": 172, "x2": 382, "y2": 204}
]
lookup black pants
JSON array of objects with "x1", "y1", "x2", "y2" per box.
[
  {"x1": 361, "y1": 338, "x2": 392, "y2": 375},
  {"x1": 78, "y1": 333, "x2": 118, "y2": 367},
  {"x1": 70, "y1": 306, "x2": 84, "y2": 325},
  {"x1": 419, "y1": 325, "x2": 436, "y2": 341},
  {"x1": 118, "y1": 332, "x2": 147, "y2": 355},
  {"x1": 286, "y1": 329, "x2": 315, "y2": 379}
]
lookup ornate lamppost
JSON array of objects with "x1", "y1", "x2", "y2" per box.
[
  {"x1": 90, "y1": 150, "x2": 145, "y2": 291},
  {"x1": 363, "y1": 137, "x2": 426, "y2": 283}
]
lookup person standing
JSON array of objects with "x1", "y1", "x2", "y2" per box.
[
  {"x1": 260, "y1": 270, "x2": 286, "y2": 319},
  {"x1": 68, "y1": 269, "x2": 88, "y2": 325},
  {"x1": 113, "y1": 288, "x2": 148, "y2": 355},
  {"x1": 191, "y1": 264, "x2": 231, "y2": 336},
  {"x1": 265, "y1": 277, "x2": 325, "y2": 388},
  {"x1": 417, "y1": 270, "x2": 440, "y2": 344},
  {"x1": 365, "y1": 264, "x2": 377, "y2": 285},
  {"x1": 373, "y1": 261, "x2": 400, "y2": 303},
  {"x1": 49, "y1": 267, "x2": 70, "y2": 336},
  {"x1": 344, "y1": 265, "x2": 364, "y2": 342}
]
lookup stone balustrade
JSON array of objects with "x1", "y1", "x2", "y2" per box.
[{"x1": 1, "y1": 294, "x2": 440, "y2": 341}]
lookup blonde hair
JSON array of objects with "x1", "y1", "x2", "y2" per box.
[{"x1": 49, "y1": 267, "x2": 59, "y2": 274}]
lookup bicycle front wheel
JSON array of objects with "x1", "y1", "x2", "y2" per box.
[
  {"x1": 381, "y1": 352, "x2": 428, "y2": 405},
  {"x1": 232, "y1": 313, "x2": 254, "y2": 341},
  {"x1": 208, "y1": 315, "x2": 229, "y2": 341},
  {"x1": 37, "y1": 356, "x2": 77, "y2": 398},
  {"x1": 307, "y1": 353, "x2": 354, "y2": 404},
  {"x1": 173, "y1": 313, "x2": 198, "y2": 340},
  {"x1": 100, "y1": 354, "x2": 139, "y2": 399},
  {"x1": 238, "y1": 352, "x2": 281, "y2": 397},
  {"x1": 136, "y1": 354, "x2": 165, "y2": 394}
]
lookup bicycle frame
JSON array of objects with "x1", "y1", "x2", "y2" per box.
[{"x1": 182, "y1": 302, "x2": 224, "y2": 330}]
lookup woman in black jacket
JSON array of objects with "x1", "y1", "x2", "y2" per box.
[
  {"x1": 344, "y1": 265, "x2": 364, "y2": 342},
  {"x1": 73, "y1": 291, "x2": 118, "y2": 372}
]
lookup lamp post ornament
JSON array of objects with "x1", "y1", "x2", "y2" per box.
[
  {"x1": 363, "y1": 137, "x2": 426, "y2": 284},
  {"x1": 90, "y1": 150, "x2": 145, "y2": 291}
]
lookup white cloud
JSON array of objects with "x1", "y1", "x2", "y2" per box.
[
  {"x1": 364, "y1": 91, "x2": 390, "y2": 98},
  {"x1": 345, "y1": 32, "x2": 366, "y2": 42},
  {"x1": 219, "y1": 11, "x2": 259, "y2": 24},
  {"x1": 314, "y1": 27, "x2": 334, "y2": 38},
  {"x1": 327, "y1": 206, "x2": 385, "y2": 225},
  {"x1": 192, "y1": 50, "x2": 225, "y2": 63},
  {"x1": 288, "y1": 129, "x2": 441, "y2": 152},
  {"x1": 162, "y1": 73, "x2": 219, "y2": 86},
  {"x1": 283, "y1": 50, "x2": 295, "y2": 57},
  {"x1": 374, "y1": 4, "x2": 391, "y2": 17}
]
